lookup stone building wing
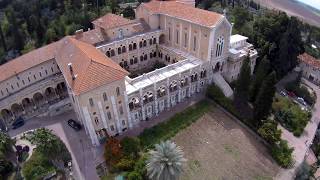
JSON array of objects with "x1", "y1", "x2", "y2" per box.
[
  {"x1": 140, "y1": 0, "x2": 223, "y2": 27},
  {"x1": 56, "y1": 37, "x2": 129, "y2": 95},
  {"x1": 0, "y1": 42, "x2": 57, "y2": 82}
]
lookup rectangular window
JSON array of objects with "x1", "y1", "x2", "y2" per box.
[
  {"x1": 193, "y1": 36, "x2": 197, "y2": 51},
  {"x1": 116, "y1": 87, "x2": 120, "y2": 96},
  {"x1": 176, "y1": 30, "x2": 179, "y2": 44},
  {"x1": 119, "y1": 106, "x2": 123, "y2": 115},
  {"x1": 184, "y1": 33, "x2": 187, "y2": 47},
  {"x1": 107, "y1": 112, "x2": 112, "y2": 120},
  {"x1": 168, "y1": 27, "x2": 171, "y2": 41}
]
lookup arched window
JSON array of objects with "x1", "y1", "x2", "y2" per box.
[
  {"x1": 133, "y1": 43, "x2": 137, "y2": 50},
  {"x1": 153, "y1": 38, "x2": 156, "y2": 44},
  {"x1": 134, "y1": 57, "x2": 138, "y2": 64},
  {"x1": 140, "y1": 56, "x2": 144, "y2": 62},
  {"x1": 122, "y1": 46, "x2": 126, "y2": 53},
  {"x1": 144, "y1": 54, "x2": 148, "y2": 61},
  {"x1": 129, "y1": 44, "x2": 133, "y2": 51},
  {"x1": 149, "y1": 39, "x2": 153, "y2": 45},
  {"x1": 139, "y1": 41, "x2": 143, "y2": 48},
  {"x1": 216, "y1": 36, "x2": 224, "y2": 57},
  {"x1": 143, "y1": 40, "x2": 147, "y2": 47}
]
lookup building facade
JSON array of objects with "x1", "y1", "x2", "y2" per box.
[
  {"x1": 0, "y1": 0, "x2": 257, "y2": 146},
  {"x1": 298, "y1": 53, "x2": 320, "y2": 85}
]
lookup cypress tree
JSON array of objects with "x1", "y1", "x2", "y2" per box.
[
  {"x1": 250, "y1": 56, "x2": 270, "y2": 102},
  {"x1": 235, "y1": 55, "x2": 251, "y2": 101},
  {"x1": 253, "y1": 72, "x2": 276, "y2": 127}
]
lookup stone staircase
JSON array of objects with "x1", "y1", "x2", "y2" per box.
[{"x1": 212, "y1": 72, "x2": 233, "y2": 98}]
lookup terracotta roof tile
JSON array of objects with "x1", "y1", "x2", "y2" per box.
[
  {"x1": 56, "y1": 37, "x2": 129, "y2": 95},
  {"x1": 74, "y1": 28, "x2": 109, "y2": 45},
  {"x1": 141, "y1": 0, "x2": 223, "y2": 27},
  {"x1": 298, "y1": 53, "x2": 320, "y2": 68},
  {"x1": 0, "y1": 42, "x2": 57, "y2": 82},
  {"x1": 92, "y1": 13, "x2": 133, "y2": 30}
]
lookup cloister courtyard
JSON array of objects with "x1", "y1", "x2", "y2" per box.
[{"x1": 173, "y1": 106, "x2": 280, "y2": 180}]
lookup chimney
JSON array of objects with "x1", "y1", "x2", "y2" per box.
[
  {"x1": 68, "y1": 63, "x2": 77, "y2": 80},
  {"x1": 75, "y1": 29, "x2": 84, "y2": 39}
]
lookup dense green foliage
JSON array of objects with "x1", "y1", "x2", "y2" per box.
[
  {"x1": 0, "y1": 0, "x2": 124, "y2": 64},
  {"x1": 253, "y1": 72, "x2": 276, "y2": 127},
  {"x1": 0, "y1": 132, "x2": 14, "y2": 179},
  {"x1": 22, "y1": 150, "x2": 56, "y2": 180},
  {"x1": 250, "y1": 56, "x2": 270, "y2": 102},
  {"x1": 21, "y1": 128, "x2": 71, "y2": 179},
  {"x1": 235, "y1": 55, "x2": 251, "y2": 101},
  {"x1": 146, "y1": 140, "x2": 185, "y2": 180},
  {"x1": 273, "y1": 96, "x2": 311, "y2": 136},
  {"x1": 138, "y1": 100, "x2": 211, "y2": 149},
  {"x1": 27, "y1": 128, "x2": 71, "y2": 163},
  {"x1": 257, "y1": 120, "x2": 281, "y2": 145},
  {"x1": 271, "y1": 139, "x2": 294, "y2": 168}
]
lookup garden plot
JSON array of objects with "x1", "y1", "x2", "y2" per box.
[{"x1": 172, "y1": 107, "x2": 280, "y2": 180}]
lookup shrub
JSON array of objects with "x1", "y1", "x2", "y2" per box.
[
  {"x1": 115, "y1": 157, "x2": 135, "y2": 171},
  {"x1": 104, "y1": 138, "x2": 123, "y2": 168},
  {"x1": 22, "y1": 150, "x2": 56, "y2": 180},
  {"x1": 127, "y1": 171, "x2": 143, "y2": 180},
  {"x1": 271, "y1": 140, "x2": 294, "y2": 168},
  {"x1": 120, "y1": 137, "x2": 140, "y2": 159},
  {"x1": 273, "y1": 96, "x2": 310, "y2": 137},
  {"x1": 0, "y1": 157, "x2": 14, "y2": 179},
  {"x1": 258, "y1": 120, "x2": 282, "y2": 145}
]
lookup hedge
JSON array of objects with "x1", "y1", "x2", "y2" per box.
[{"x1": 138, "y1": 100, "x2": 211, "y2": 149}]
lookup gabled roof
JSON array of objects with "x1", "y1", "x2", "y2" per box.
[
  {"x1": 140, "y1": 0, "x2": 223, "y2": 27},
  {"x1": 56, "y1": 37, "x2": 129, "y2": 95},
  {"x1": 298, "y1": 53, "x2": 320, "y2": 68},
  {"x1": 92, "y1": 13, "x2": 134, "y2": 30},
  {"x1": 0, "y1": 42, "x2": 57, "y2": 82}
]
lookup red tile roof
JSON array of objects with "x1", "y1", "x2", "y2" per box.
[
  {"x1": 140, "y1": 0, "x2": 223, "y2": 27},
  {"x1": 298, "y1": 53, "x2": 320, "y2": 68},
  {"x1": 56, "y1": 37, "x2": 129, "y2": 95},
  {"x1": 0, "y1": 42, "x2": 57, "y2": 82},
  {"x1": 92, "y1": 13, "x2": 134, "y2": 30}
]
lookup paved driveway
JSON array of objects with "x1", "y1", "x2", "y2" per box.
[{"x1": 8, "y1": 111, "x2": 99, "y2": 180}]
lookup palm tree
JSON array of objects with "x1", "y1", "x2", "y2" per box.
[{"x1": 146, "y1": 140, "x2": 186, "y2": 180}]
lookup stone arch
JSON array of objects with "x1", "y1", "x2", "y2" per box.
[
  {"x1": 1, "y1": 109, "x2": 12, "y2": 123},
  {"x1": 11, "y1": 103, "x2": 24, "y2": 117},
  {"x1": 33, "y1": 92, "x2": 45, "y2": 107},
  {"x1": 56, "y1": 82, "x2": 67, "y2": 98},
  {"x1": 214, "y1": 62, "x2": 221, "y2": 72},
  {"x1": 159, "y1": 34, "x2": 165, "y2": 44},
  {"x1": 44, "y1": 87, "x2": 57, "y2": 102},
  {"x1": 21, "y1": 98, "x2": 34, "y2": 113}
]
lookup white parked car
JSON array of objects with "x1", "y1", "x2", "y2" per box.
[{"x1": 297, "y1": 97, "x2": 307, "y2": 106}]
